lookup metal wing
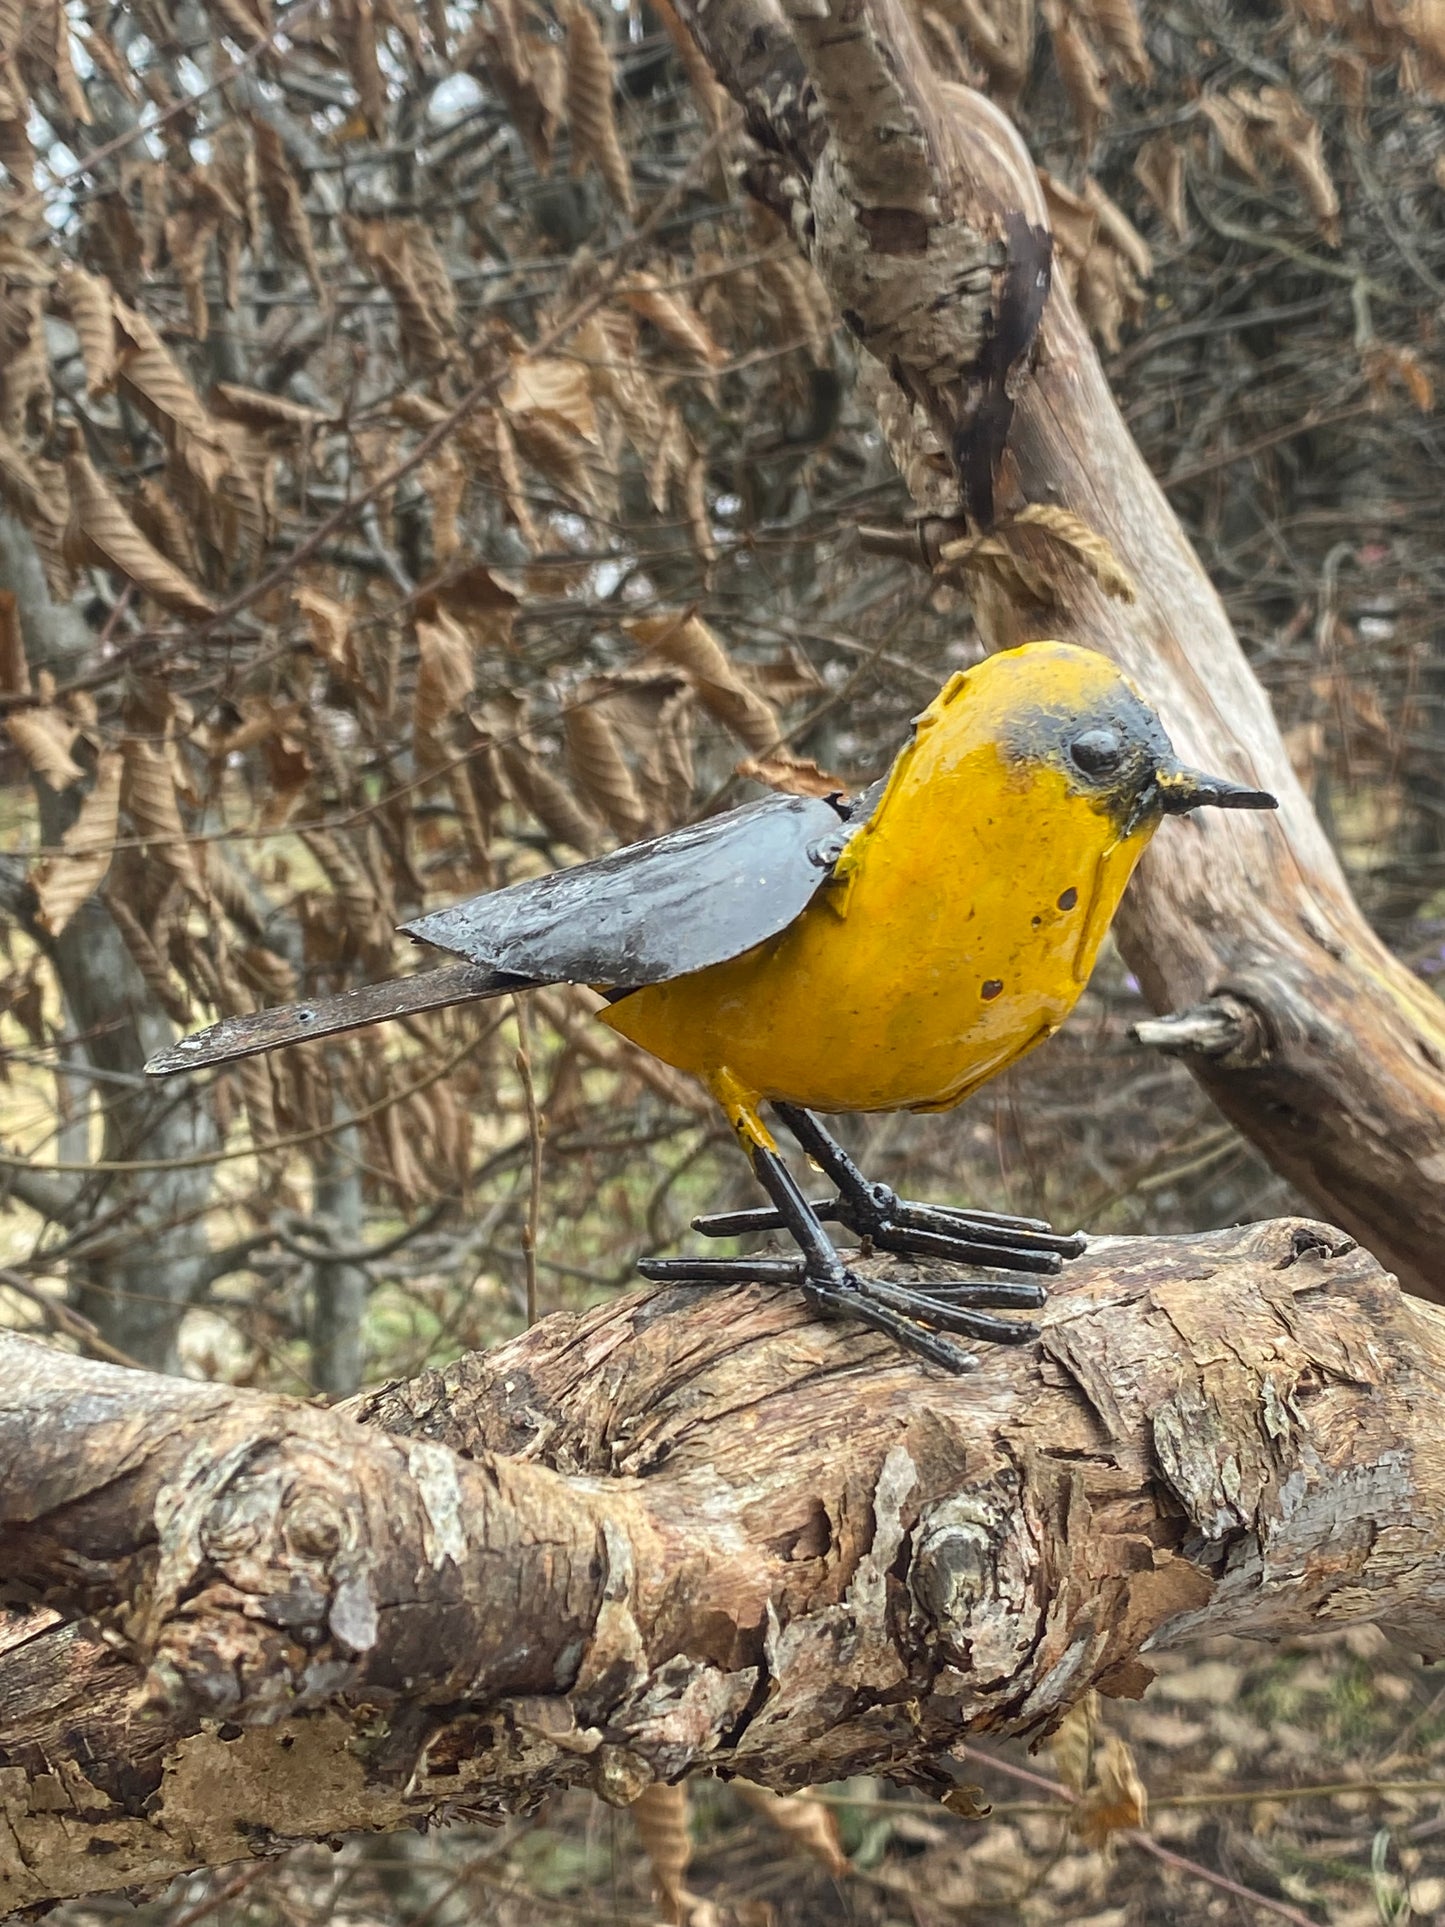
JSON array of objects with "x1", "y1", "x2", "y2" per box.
[{"x1": 403, "y1": 792, "x2": 850, "y2": 986}]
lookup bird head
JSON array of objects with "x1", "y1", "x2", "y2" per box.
[{"x1": 989, "y1": 642, "x2": 1278, "y2": 839}]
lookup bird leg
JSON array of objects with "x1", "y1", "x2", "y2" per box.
[
  {"x1": 688, "y1": 1106, "x2": 1081, "y2": 1288},
  {"x1": 639, "y1": 1131, "x2": 1048, "y2": 1372}
]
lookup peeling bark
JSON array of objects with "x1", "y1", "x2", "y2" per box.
[
  {"x1": 4, "y1": 1220, "x2": 1445, "y2": 1906},
  {"x1": 670, "y1": 0, "x2": 1445, "y2": 1299}
]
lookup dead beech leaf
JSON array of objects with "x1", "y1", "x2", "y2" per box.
[
  {"x1": 211, "y1": 382, "x2": 331, "y2": 430},
  {"x1": 1133, "y1": 133, "x2": 1187, "y2": 240},
  {"x1": 5, "y1": 708, "x2": 84, "y2": 789},
  {"x1": 1087, "y1": 0, "x2": 1150, "y2": 82},
  {"x1": 940, "y1": 504, "x2": 1137, "y2": 605},
  {"x1": 346, "y1": 216, "x2": 457, "y2": 373},
  {"x1": 1198, "y1": 92, "x2": 1264, "y2": 184},
  {"x1": 620, "y1": 270, "x2": 728, "y2": 369},
  {"x1": 735, "y1": 752, "x2": 843, "y2": 799},
  {"x1": 564, "y1": 0, "x2": 635, "y2": 217},
  {"x1": 63, "y1": 446, "x2": 217, "y2": 618},
  {"x1": 249, "y1": 115, "x2": 324, "y2": 296},
  {"x1": 1254, "y1": 85, "x2": 1341, "y2": 244},
  {"x1": 1046, "y1": 2, "x2": 1110, "y2": 154},
  {"x1": 565, "y1": 697, "x2": 647, "y2": 839},
  {"x1": 414, "y1": 605, "x2": 476, "y2": 751},
  {"x1": 1082, "y1": 176, "x2": 1153, "y2": 280},
  {"x1": 732, "y1": 1782, "x2": 850, "y2": 1876},
  {"x1": 630, "y1": 1782, "x2": 691, "y2": 1926},
  {"x1": 0, "y1": 425, "x2": 65, "y2": 527},
  {"x1": 122, "y1": 739, "x2": 209, "y2": 903},
  {"x1": 295, "y1": 584, "x2": 361, "y2": 683},
  {"x1": 502, "y1": 355, "x2": 599, "y2": 442},
  {"x1": 624, "y1": 612, "x2": 780, "y2": 754},
  {"x1": 1362, "y1": 340, "x2": 1435, "y2": 412},
  {"x1": 31, "y1": 748, "x2": 123, "y2": 935},
  {"x1": 1074, "y1": 1731, "x2": 1149, "y2": 1844},
  {"x1": 56, "y1": 264, "x2": 117, "y2": 398}
]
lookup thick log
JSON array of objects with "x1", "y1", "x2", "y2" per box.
[
  {"x1": 4, "y1": 1220, "x2": 1445, "y2": 1907},
  {"x1": 671, "y1": 0, "x2": 1445, "y2": 1298}
]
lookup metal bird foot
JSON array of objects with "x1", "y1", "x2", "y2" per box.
[
  {"x1": 635, "y1": 1250, "x2": 1047, "y2": 1371},
  {"x1": 689, "y1": 1189, "x2": 1082, "y2": 1274},
  {"x1": 636, "y1": 1104, "x2": 1083, "y2": 1373}
]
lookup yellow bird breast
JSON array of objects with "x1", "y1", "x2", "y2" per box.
[{"x1": 602, "y1": 650, "x2": 1155, "y2": 1119}]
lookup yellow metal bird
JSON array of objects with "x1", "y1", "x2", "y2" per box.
[{"x1": 149, "y1": 641, "x2": 1276, "y2": 1370}]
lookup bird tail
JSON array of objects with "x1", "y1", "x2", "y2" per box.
[{"x1": 144, "y1": 961, "x2": 526, "y2": 1077}]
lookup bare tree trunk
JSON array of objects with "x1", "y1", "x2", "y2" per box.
[
  {"x1": 0, "y1": 517, "x2": 220, "y2": 1370},
  {"x1": 3, "y1": 1219, "x2": 1444, "y2": 1907},
  {"x1": 668, "y1": 0, "x2": 1445, "y2": 1300}
]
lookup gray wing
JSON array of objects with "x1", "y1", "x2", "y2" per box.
[{"x1": 403, "y1": 792, "x2": 852, "y2": 986}]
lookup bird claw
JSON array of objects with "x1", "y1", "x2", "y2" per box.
[{"x1": 636, "y1": 1252, "x2": 1043, "y2": 1372}]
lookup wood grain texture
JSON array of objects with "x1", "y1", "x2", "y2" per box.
[
  {"x1": 670, "y1": 0, "x2": 1445, "y2": 1297},
  {"x1": 5, "y1": 1222, "x2": 1445, "y2": 1905}
]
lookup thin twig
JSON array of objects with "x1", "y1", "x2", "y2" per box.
[{"x1": 512, "y1": 996, "x2": 545, "y2": 1327}]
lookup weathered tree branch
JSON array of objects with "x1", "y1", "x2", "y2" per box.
[
  {"x1": 4, "y1": 1219, "x2": 1445, "y2": 1907},
  {"x1": 671, "y1": 0, "x2": 1445, "y2": 1299}
]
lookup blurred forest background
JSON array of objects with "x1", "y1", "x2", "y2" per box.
[{"x1": 3, "y1": 0, "x2": 1445, "y2": 1915}]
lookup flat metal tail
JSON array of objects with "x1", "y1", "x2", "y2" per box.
[{"x1": 145, "y1": 961, "x2": 521, "y2": 1076}]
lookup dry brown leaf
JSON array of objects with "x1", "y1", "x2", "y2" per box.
[
  {"x1": 630, "y1": 1782, "x2": 691, "y2": 1927},
  {"x1": 1082, "y1": 176, "x2": 1153, "y2": 279},
  {"x1": 1254, "y1": 84, "x2": 1341, "y2": 243},
  {"x1": 414, "y1": 605, "x2": 475, "y2": 750},
  {"x1": 1008, "y1": 503, "x2": 1138, "y2": 599},
  {"x1": 5, "y1": 707, "x2": 83, "y2": 789},
  {"x1": 56, "y1": 263, "x2": 117, "y2": 397},
  {"x1": 122, "y1": 738, "x2": 209, "y2": 904},
  {"x1": 649, "y1": 0, "x2": 731, "y2": 128},
  {"x1": 1038, "y1": 169, "x2": 1099, "y2": 275},
  {"x1": 295, "y1": 584, "x2": 362, "y2": 684},
  {"x1": 624, "y1": 612, "x2": 780, "y2": 754},
  {"x1": 564, "y1": 0, "x2": 635, "y2": 216},
  {"x1": 1047, "y1": 3, "x2": 1110, "y2": 153},
  {"x1": 1197, "y1": 92, "x2": 1264, "y2": 183},
  {"x1": 0, "y1": 425, "x2": 64, "y2": 527},
  {"x1": 681, "y1": 445, "x2": 717, "y2": 577},
  {"x1": 132, "y1": 476, "x2": 204, "y2": 580},
  {"x1": 249, "y1": 115, "x2": 324, "y2": 296},
  {"x1": 458, "y1": 3, "x2": 562, "y2": 168},
  {"x1": 104, "y1": 885, "x2": 190, "y2": 1023},
  {"x1": 502, "y1": 355, "x2": 600, "y2": 442},
  {"x1": 347, "y1": 216, "x2": 457, "y2": 373},
  {"x1": 1133, "y1": 133, "x2": 1187, "y2": 240},
  {"x1": 31, "y1": 748, "x2": 122, "y2": 936},
  {"x1": 1362, "y1": 340, "x2": 1435, "y2": 412},
  {"x1": 63, "y1": 446, "x2": 217, "y2": 617},
  {"x1": 564, "y1": 694, "x2": 647, "y2": 839},
  {"x1": 934, "y1": 0, "x2": 1033, "y2": 97},
  {"x1": 620, "y1": 270, "x2": 727, "y2": 369},
  {"x1": 757, "y1": 253, "x2": 834, "y2": 365},
  {"x1": 732, "y1": 1783, "x2": 850, "y2": 1877},
  {"x1": 735, "y1": 752, "x2": 842, "y2": 799},
  {"x1": 492, "y1": 411, "x2": 541, "y2": 549},
  {"x1": 499, "y1": 740, "x2": 603, "y2": 854},
  {"x1": 1085, "y1": 0, "x2": 1150, "y2": 82},
  {"x1": 510, "y1": 409, "x2": 605, "y2": 512},
  {"x1": 211, "y1": 382, "x2": 331, "y2": 429},
  {"x1": 1075, "y1": 1731, "x2": 1148, "y2": 1844}
]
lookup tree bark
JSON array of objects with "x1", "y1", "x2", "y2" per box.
[
  {"x1": 669, "y1": 0, "x2": 1445, "y2": 1300},
  {"x1": 5, "y1": 1218, "x2": 1445, "y2": 1908}
]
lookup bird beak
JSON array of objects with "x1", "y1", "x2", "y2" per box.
[{"x1": 1154, "y1": 763, "x2": 1279, "y2": 814}]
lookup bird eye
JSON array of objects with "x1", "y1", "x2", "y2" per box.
[{"x1": 1070, "y1": 728, "x2": 1124, "y2": 778}]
